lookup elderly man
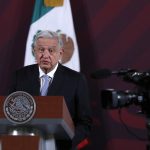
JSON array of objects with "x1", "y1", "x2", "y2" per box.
[{"x1": 9, "y1": 30, "x2": 92, "y2": 150}]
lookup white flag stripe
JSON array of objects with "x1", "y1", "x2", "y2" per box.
[{"x1": 24, "y1": 0, "x2": 80, "y2": 71}]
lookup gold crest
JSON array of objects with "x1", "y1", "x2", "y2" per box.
[{"x1": 44, "y1": 0, "x2": 64, "y2": 7}]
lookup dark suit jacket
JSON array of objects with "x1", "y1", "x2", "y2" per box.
[{"x1": 9, "y1": 64, "x2": 92, "y2": 150}]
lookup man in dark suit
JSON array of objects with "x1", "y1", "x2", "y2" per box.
[{"x1": 9, "y1": 30, "x2": 92, "y2": 150}]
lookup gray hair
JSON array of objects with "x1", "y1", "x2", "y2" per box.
[{"x1": 32, "y1": 30, "x2": 63, "y2": 50}]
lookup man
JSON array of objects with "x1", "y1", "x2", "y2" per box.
[{"x1": 9, "y1": 30, "x2": 92, "y2": 150}]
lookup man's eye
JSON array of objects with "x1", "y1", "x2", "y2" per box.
[
  {"x1": 48, "y1": 48, "x2": 55, "y2": 53},
  {"x1": 39, "y1": 48, "x2": 44, "y2": 52}
]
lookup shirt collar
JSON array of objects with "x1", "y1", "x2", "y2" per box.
[{"x1": 39, "y1": 63, "x2": 58, "y2": 78}]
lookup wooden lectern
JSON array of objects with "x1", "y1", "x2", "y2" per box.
[{"x1": 0, "y1": 96, "x2": 75, "y2": 150}]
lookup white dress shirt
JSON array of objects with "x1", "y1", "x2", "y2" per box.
[{"x1": 39, "y1": 63, "x2": 58, "y2": 91}]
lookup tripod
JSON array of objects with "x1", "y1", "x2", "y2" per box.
[{"x1": 146, "y1": 118, "x2": 150, "y2": 150}]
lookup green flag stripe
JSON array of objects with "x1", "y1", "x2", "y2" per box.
[{"x1": 32, "y1": 0, "x2": 54, "y2": 23}]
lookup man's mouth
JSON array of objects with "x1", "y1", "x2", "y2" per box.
[{"x1": 41, "y1": 61, "x2": 50, "y2": 64}]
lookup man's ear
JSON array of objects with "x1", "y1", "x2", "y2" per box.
[
  {"x1": 59, "y1": 47, "x2": 64, "y2": 56},
  {"x1": 61, "y1": 48, "x2": 64, "y2": 53}
]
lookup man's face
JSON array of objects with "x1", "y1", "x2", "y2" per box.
[{"x1": 34, "y1": 37, "x2": 63, "y2": 73}]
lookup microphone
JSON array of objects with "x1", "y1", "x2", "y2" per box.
[{"x1": 91, "y1": 68, "x2": 135, "y2": 79}]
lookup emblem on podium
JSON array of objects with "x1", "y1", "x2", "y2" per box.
[{"x1": 3, "y1": 91, "x2": 36, "y2": 125}]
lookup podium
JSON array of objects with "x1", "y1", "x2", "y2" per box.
[{"x1": 0, "y1": 96, "x2": 75, "y2": 150}]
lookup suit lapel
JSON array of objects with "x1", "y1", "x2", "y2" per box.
[
  {"x1": 47, "y1": 64, "x2": 64, "y2": 95},
  {"x1": 30, "y1": 65, "x2": 40, "y2": 95}
]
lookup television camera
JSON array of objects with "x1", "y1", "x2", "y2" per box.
[{"x1": 91, "y1": 68, "x2": 150, "y2": 116}]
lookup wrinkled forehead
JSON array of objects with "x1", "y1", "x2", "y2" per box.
[{"x1": 36, "y1": 37, "x2": 59, "y2": 47}]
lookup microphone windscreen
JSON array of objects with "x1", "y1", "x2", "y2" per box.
[{"x1": 91, "y1": 69, "x2": 112, "y2": 79}]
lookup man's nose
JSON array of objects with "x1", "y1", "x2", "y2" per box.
[{"x1": 43, "y1": 49, "x2": 50, "y2": 57}]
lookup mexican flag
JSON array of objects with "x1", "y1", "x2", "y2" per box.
[{"x1": 24, "y1": 0, "x2": 80, "y2": 71}]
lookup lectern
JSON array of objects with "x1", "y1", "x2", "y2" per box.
[{"x1": 0, "y1": 95, "x2": 75, "y2": 150}]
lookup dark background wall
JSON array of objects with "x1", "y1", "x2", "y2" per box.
[{"x1": 0, "y1": 0, "x2": 150, "y2": 149}]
